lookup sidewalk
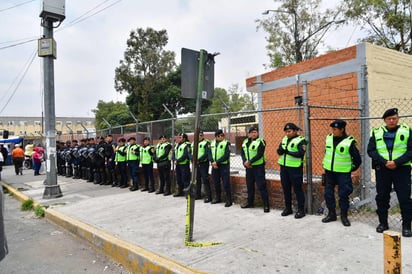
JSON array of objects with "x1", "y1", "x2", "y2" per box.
[{"x1": 1, "y1": 165, "x2": 411, "y2": 273}]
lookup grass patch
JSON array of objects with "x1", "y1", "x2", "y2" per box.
[
  {"x1": 34, "y1": 205, "x2": 45, "y2": 218},
  {"x1": 21, "y1": 199, "x2": 34, "y2": 211}
]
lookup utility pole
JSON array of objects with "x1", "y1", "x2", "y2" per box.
[{"x1": 39, "y1": 0, "x2": 65, "y2": 199}]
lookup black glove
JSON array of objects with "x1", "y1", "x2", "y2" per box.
[{"x1": 277, "y1": 147, "x2": 285, "y2": 155}]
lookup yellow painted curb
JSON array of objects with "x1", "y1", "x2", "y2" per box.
[{"x1": 2, "y1": 182, "x2": 206, "y2": 274}]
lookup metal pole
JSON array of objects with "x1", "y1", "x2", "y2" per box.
[
  {"x1": 302, "y1": 81, "x2": 313, "y2": 214},
  {"x1": 129, "y1": 111, "x2": 138, "y2": 137},
  {"x1": 102, "y1": 118, "x2": 112, "y2": 135},
  {"x1": 185, "y1": 49, "x2": 206, "y2": 242},
  {"x1": 42, "y1": 19, "x2": 62, "y2": 199}
]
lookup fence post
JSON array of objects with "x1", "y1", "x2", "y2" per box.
[
  {"x1": 302, "y1": 81, "x2": 313, "y2": 214},
  {"x1": 383, "y1": 230, "x2": 401, "y2": 274}
]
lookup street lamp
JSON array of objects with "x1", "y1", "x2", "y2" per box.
[{"x1": 262, "y1": 9, "x2": 345, "y2": 63}]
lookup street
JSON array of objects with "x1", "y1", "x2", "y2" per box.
[{"x1": 0, "y1": 190, "x2": 129, "y2": 274}]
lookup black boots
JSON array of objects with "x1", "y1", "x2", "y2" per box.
[
  {"x1": 341, "y1": 211, "x2": 351, "y2": 227},
  {"x1": 295, "y1": 207, "x2": 305, "y2": 219},
  {"x1": 402, "y1": 220, "x2": 412, "y2": 237},
  {"x1": 281, "y1": 207, "x2": 293, "y2": 216},
  {"x1": 322, "y1": 208, "x2": 337, "y2": 223},
  {"x1": 263, "y1": 200, "x2": 270, "y2": 213},
  {"x1": 225, "y1": 195, "x2": 233, "y2": 207},
  {"x1": 376, "y1": 215, "x2": 389, "y2": 233}
]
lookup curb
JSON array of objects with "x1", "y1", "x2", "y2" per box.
[{"x1": 1, "y1": 182, "x2": 205, "y2": 274}]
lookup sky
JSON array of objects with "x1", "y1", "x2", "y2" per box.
[{"x1": 0, "y1": 0, "x2": 365, "y2": 118}]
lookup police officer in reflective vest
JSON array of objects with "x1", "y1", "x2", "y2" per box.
[
  {"x1": 140, "y1": 137, "x2": 155, "y2": 192},
  {"x1": 154, "y1": 135, "x2": 172, "y2": 196},
  {"x1": 241, "y1": 127, "x2": 270, "y2": 213},
  {"x1": 126, "y1": 137, "x2": 140, "y2": 191},
  {"x1": 115, "y1": 138, "x2": 128, "y2": 188},
  {"x1": 209, "y1": 129, "x2": 232, "y2": 207},
  {"x1": 173, "y1": 133, "x2": 192, "y2": 197},
  {"x1": 322, "y1": 119, "x2": 361, "y2": 226},
  {"x1": 192, "y1": 131, "x2": 212, "y2": 202},
  {"x1": 277, "y1": 123, "x2": 307, "y2": 219},
  {"x1": 367, "y1": 108, "x2": 412, "y2": 237}
]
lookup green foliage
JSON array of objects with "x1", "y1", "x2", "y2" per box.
[
  {"x1": 114, "y1": 27, "x2": 177, "y2": 122},
  {"x1": 256, "y1": 0, "x2": 343, "y2": 68},
  {"x1": 341, "y1": 0, "x2": 412, "y2": 53},
  {"x1": 34, "y1": 205, "x2": 45, "y2": 218},
  {"x1": 21, "y1": 199, "x2": 34, "y2": 211},
  {"x1": 92, "y1": 101, "x2": 133, "y2": 130}
]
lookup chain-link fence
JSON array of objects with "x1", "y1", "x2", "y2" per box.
[{"x1": 58, "y1": 85, "x2": 412, "y2": 228}]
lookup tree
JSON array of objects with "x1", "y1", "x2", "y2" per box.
[
  {"x1": 201, "y1": 84, "x2": 256, "y2": 130},
  {"x1": 256, "y1": 0, "x2": 343, "y2": 68},
  {"x1": 92, "y1": 100, "x2": 133, "y2": 130},
  {"x1": 114, "y1": 27, "x2": 176, "y2": 121},
  {"x1": 342, "y1": 0, "x2": 412, "y2": 53}
]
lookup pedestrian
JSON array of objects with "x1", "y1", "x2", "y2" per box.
[
  {"x1": 154, "y1": 135, "x2": 172, "y2": 196},
  {"x1": 193, "y1": 131, "x2": 212, "y2": 201},
  {"x1": 241, "y1": 127, "x2": 270, "y2": 213},
  {"x1": 115, "y1": 138, "x2": 128, "y2": 188},
  {"x1": 209, "y1": 129, "x2": 232, "y2": 206},
  {"x1": 0, "y1": 150, "x2": 3, "y2": 181},
  {"x1": 277, "y1": 123, "x2": 307, "y2": 218},
  {"x1": 126, "y1": 137, "x2": 140, "y2": 191},
  {"x1": 32, "y1": 146, "x2": 44, "y2": 176},
  {"x1": 0, "y1": 144, "x2": 7, "y2": 166},
  {"x1": 172, "y1": 133, "x2": 192, "y2": 197},
  {"x1": 367, "y1": 108, "x2": 412, "y2": 237},
  {"x1": 11, "y1": 144, "x2": 24, "y2": 175},
  {"x1": 140, "y1": 137, "x2": 155, "y2": 192},
  {"x1": 0, "y1": 177, "x2": 8, "y2": 262},
  {"x1": 322, "y1": 119, "x2": 361, "y2": 227}
]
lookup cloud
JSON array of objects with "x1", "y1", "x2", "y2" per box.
[{"x1": 0, "y1": 0, "x2": 363, "y2": 117}]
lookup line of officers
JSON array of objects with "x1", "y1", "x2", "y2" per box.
[
  {"x1": 56, "y1": 107, "x2": 412, "y2": 237},
  {"x1": 56, "y1": 127, "x2": 270, "y2": 212},
  {"x1": 279, "y1": 107, "x2": 412, "y2": 238}
]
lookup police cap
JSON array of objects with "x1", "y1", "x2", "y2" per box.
[
  {"x1": 330, "y1": 119, "x2": 347, "y2": 129},
  {"x1": 284, "y1": 123, "x2": 300, "y2": 131},
  {"x1": 215, "y1": 129, "x2": 224, "y2": 137},
  {"x1": 118, "y1": 138, "x2": 126, "y2": 143},
  {"x1": 179, "y1": 133, "x2": 188, "y2": 139},
  {"x1": 159, "y1": 135, "x2": 166, "y2": 139},
  {"x1": 382, "y1": 108, "x2": 398, "y2": 119},
  {"x1": 127, "y1": 137, "x2": 136, "y2": 142},
  {"x1": 248, "y1": 126, "x2": 259, "y2": 133}
]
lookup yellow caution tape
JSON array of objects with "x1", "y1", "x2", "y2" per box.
[{"x1": 184, "y1": 192, "x2": 223, "y2": 247}]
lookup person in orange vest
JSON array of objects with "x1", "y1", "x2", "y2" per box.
[{"x1": 11, "y1": 144, "x2": 25, "y2": 175}]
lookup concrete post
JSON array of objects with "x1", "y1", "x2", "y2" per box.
[{"x1": 384, "y1": 230, "x2": 401, "y2": 274}]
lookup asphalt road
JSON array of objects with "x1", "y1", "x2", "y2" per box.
[{"x1": 0, "y1": 190, "x2": 130, "y2": 274}]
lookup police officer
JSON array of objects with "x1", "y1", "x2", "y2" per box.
[
  {"x1": 367, "y1": 108, "x2": 412, "y2": 237},
  {"x1": 71, "y1": 140, "x2": 81, "y2": 179},
  {"x1": 94, "y1": 136, "x2": 108, "y2": 185},
  {"x1": 140, "y1": 137, "x2": 155, "y2": 192},
  {"x1": 154, "y1": 135, "x2": 172, "y2": 196},
  {"x1": 105, "y1": 135, "x2": 118, "y2": 187},
  {"x1": 209, "y1": 129, "x2": 232, "y2": 206},
  {"x1": 173, "y1": 133, "x2": 192, "y2": 197},
  {"x1": 86, "y1": 138, "x2": 97, "y2": 183},
  {"x1": 64, "y1": 140, "x2": 73, "y2": 178},
  {"x1": 241, "y1": 127, "x2": 270, "y2": 213},
  {"x1": 193, "y1": 131, "x2": 212, "y2": 201},
  {"x1": 115, "y1": 138, "x2": 128, "y2": 188},
  {"x1": 277, "y1": 123, "x2": 307, "y2": 218},
  {"x1": 322, "y1": 119, "x2": 361, "y2": 227},
  {"x1": 127, "y1": 137, "x2": 140, "y2": 191}
]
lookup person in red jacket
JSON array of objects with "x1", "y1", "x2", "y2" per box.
[{"x1": 32, "y1": 146, "x2": 44, "y2": 176}]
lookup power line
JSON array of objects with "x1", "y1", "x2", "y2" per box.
[
  {"x1": 0, "y1": 0, "x2": 35, "y2": 13},
  {"x1": 0, "y1": 0, "x2": 124, "y2": 51},
  {"x1": 0, "y1": 49, "x2": 37, "y2": 115}
]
